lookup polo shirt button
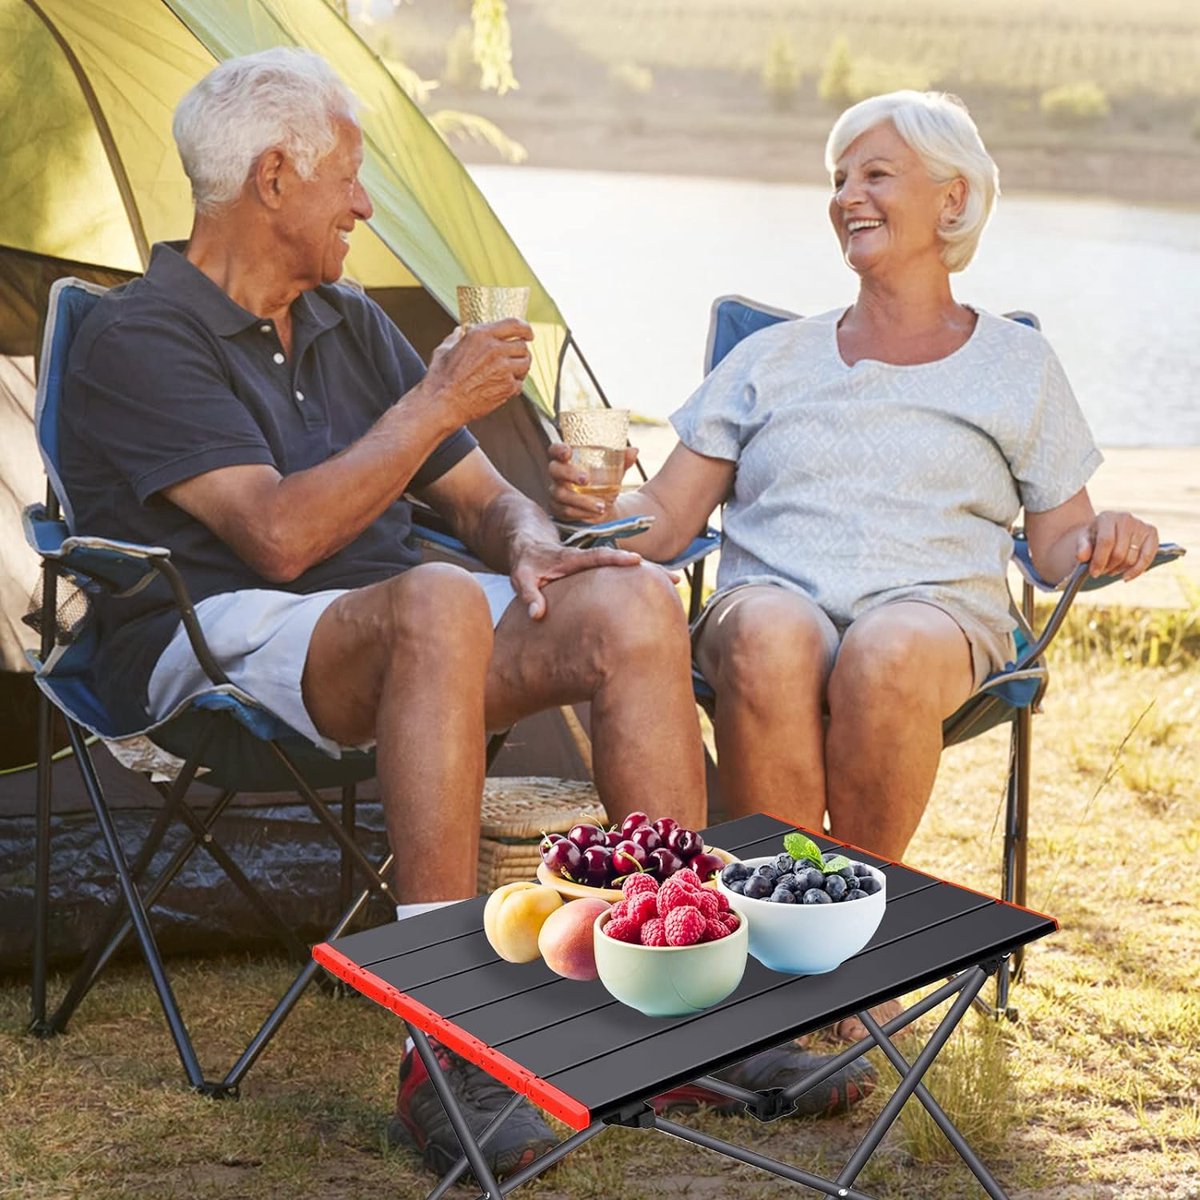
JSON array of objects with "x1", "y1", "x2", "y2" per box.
[
  {"x1": 295, "y1": 390, "x2": 305, "y2": 402},
  {"x1": 260, "y1": 323, "x2": 271, "y2": 333},
  {"x1": 272, "y1": 352, "x2": 285, "y2": 364}
]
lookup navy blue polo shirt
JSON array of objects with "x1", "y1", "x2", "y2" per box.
[{"x1": 60, "y1": 242, "x2": 476, "y2": 729}]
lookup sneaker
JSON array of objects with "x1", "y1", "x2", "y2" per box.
[
  {"x1": 387, "y1": 1039, "x2": 556, "y2": 1181},
  {"x1": 651, "y1": 1043, "x2": 876, "y2": 1117}
]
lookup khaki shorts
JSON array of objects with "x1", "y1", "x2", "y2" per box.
[{"x1": 692, "y1": 581, "x2": 1006, "y2": 694}]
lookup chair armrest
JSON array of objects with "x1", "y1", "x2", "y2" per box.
[
  {"x1": 22, "y1": 503, "x2": 231, "y2": 688},
  {"x1": 1011, "y1": 530, "x2": 1186, "y2": 593}
]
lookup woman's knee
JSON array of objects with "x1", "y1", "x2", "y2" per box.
[{"x1": 706, "y1": 592, "x2": 832, "y2": 705}]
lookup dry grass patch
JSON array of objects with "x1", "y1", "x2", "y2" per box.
[{"x1": 1, "y1": 608, "x2": 1198, "y2": 1198}]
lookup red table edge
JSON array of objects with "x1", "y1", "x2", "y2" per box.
[
  {"x1": 761, "y1": 813, "x2": 1061, "y2": 930},
  {"x1": 311, "y1": 942, "x2": 594, "y2": 1131}
]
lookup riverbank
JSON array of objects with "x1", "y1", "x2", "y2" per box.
[{"x1": 632, "y1": 424, "x2": 1198, "y2": 607}]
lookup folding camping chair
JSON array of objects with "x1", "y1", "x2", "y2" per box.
[
  {"x1": 692, "y1": 294, "x2": 1186, "y2": 1020},
  {"x1": 23, "y1": 276, "x2": 507, "y2": 1095}
]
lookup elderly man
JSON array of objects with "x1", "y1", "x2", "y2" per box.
[{"x1": 60, "y1": 48, "x2": 870, "y2": 1182}]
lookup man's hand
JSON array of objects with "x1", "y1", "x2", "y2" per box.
[
  {"x1": 1076, "y1": 510, "x2": 1159, "y2": 581},
  {"x1": 510, "y1": 539, "x2": 642, "y2": 620},
  {"x1": 547, "y1": 441, "x2": 639, "y2": 522},
  {"x1": 421, "y1": 318, "x2": 533, "y2": 426}
]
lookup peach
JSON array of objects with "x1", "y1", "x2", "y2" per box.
[
  {"x1": 483, "y1": 881, "x2": 564, "y2": 963},
  {"x1": 538, "y1": 897, "x2": 611, "y2": 981}
]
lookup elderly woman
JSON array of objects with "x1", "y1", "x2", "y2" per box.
[{"x1": 550, "y1": 90, "x2": 1158, "y2": 872}]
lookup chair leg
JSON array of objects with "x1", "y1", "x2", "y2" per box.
[
  {"x1": 61, "y1": 721, "x2": 209, "y2": 1090},
  {"x1": 30, "y1": 690, "x2": 57, "y2": 1037}
]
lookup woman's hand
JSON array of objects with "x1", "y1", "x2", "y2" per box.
[
  {"x1": 547, "y1": 442, "x2": 639, "y2": 523},
  {"x1": 1076, "y1": 510, "x2": 1159, "y2": 581}
]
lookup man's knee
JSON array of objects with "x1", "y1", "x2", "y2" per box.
[
  {"x1": 374, "y1": 563, "x2": 494, "y2": 659},
  {"x1": 571, "y1": 564, "x2": 690, "y2": 669}
]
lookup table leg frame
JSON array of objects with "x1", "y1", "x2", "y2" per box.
[{"x1": 415, "y1": 964, "x2": 1015, "y2": 1200}]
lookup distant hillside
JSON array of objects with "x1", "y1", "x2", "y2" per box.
[{"x1": 361, "y1": 0, "x2": 1200, "y2": 206}]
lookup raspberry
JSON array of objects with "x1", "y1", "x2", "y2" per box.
[
  {"x1": 604, "y1": 916, "x2": 643, "y2": 943},
  {"x1": 673, "y1": 868, "x2": 703, "y2": 891},
  {"x1": 657, "y1": 876, "x2": 697, "y2": 917},
  {"x1": 704, "y1": 917, "x2": 729, "y2": 942},
  {"x1": 623, "y1": 873, "x2": 659, "y2": 899},
  {"x1": 722, "y1": 912, "x2": 741, "y2": 932},
  {"x1": 609, "y1": 900, "x2": 629, "y2": 921},
  {"x1": 694, "y1": 890, "x2": 720, "y2": 919},
  {"x1": 713, "y1": 889, "x2": 731, "y2": 913},
  {"x1": 640, "y1": 917, "x2": 668, "y2": 946},
  {"x1": 626, "y1": 894, "x2": 659, "y2": 927},
  {"x1": 664, "y1": 905, "x2": 706, "y2": 946}
]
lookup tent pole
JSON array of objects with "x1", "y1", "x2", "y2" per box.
[{"x1": 24, "y1": 0, "x2": 152, "y2": 268}]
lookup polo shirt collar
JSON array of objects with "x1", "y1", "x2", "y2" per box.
[{"x1": 145, "y1": 241, "x2": 344, "y2": 338}]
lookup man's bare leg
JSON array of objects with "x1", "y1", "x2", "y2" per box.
[
  {"x1": 486, "y1": 563, "x2": 707, "y2": 832},
  {"x1": 825, "y1": 602, "x2": 975, "y2": 862},
  {"x1": 301, "y1": 563, "x2": 495, "y2": 902},
  {"x1": 693, "y1": 586, "x2": 832, "y2": 831}
]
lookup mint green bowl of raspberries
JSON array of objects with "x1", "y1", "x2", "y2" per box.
[{"x1": 592, "y1": 871, "x2": 749, "y2": 1017}]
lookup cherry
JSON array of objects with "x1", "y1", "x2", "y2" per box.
[
  {"x1": 619, "y1": 811, "x2": 651, "y2": 839},
  {"x1": 652, "y1": 817, "x2": 679, "y2": 840},
  {"x1": 668, "y1": 827, "x2": 703, "y2": 859},
  {"x1": 580, "y1": 845, "x2": 613, "y2": 887},
  {"x1": 611, "y1": 840, "x2": 647, "y2": 877},
  {"x1": 647, "y1": 846, "x2": 683, "y2": 879},
  {"x1": 604, "y1": 828, "x2": 625, "y2": 849},
  {"x1": 628, "y1": 825, "x2": 661, "y2": 855},
  {"x1": 567, "y1": 823, "x2": 607, "y2": 851},
  {"x1": 539, "y1": 833, "x2": 566, "y2": 858},
  {"x1": 688, "y1": 851, "x2": 725, "y2": 883},
  {"x1": 542, "y1": 839, "x2": 582, "y2": 879}
]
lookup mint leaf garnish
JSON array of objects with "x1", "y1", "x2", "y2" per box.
[
  {"x1": 821, "y1": 854, "x2": 853, "y2": 874},
  {"x1": 783, "y1": 832, "x2": 823, "y2": 866}
]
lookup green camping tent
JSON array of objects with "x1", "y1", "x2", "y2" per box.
[{"x1": 0, "y1": 0, "x2": 602, "y2": 969}]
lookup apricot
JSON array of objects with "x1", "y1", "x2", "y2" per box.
[
  {"x1": 538, "y1": 897, "x2": 611, "y2": 981},
  {"x1": 483, "y1": 881, "x2": 564, "y2": 963}
]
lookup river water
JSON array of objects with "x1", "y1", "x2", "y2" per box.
[{"x1": 470, "y1": 166, "x2": 1200, "y2": 447}]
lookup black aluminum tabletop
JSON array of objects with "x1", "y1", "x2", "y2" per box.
[{"x1": 315, "y1": 813, "x2": 1056, "y2": 1130}]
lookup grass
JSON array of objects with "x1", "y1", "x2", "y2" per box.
[{"x1": 1, "y1": 606, "x2": 1199, "y2": 1198}]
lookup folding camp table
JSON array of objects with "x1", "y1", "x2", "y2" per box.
[{"x1": 314, "y1": 813, "x2": 1056, "y2": 1199}]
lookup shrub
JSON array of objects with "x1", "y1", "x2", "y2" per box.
[
  {"x1": 818, "y1": 35, "x2": 854, "y2": 105},
  {"x1": 848, "y1": 57, "x2": 933, "y2": 101},
  {"x1": 761, "y1": 31, "x2": 801, "y2": 111},
  {"x1": 1039, "y1": 81, "x2": 1111, "y2": 123}
]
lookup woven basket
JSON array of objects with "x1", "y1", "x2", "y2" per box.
[{"x1": 477, "y1": 776, "x2": 606, "y2": 894}]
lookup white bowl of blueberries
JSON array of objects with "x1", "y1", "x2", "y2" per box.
[{"x1": 717, "y1": 836, "x2": 887, "y2": 975}]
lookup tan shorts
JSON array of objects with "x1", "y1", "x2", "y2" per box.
[{"x1": 692, "y1": 581, "x2": 1007, "y2": 694}]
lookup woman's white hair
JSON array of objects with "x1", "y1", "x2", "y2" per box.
[
  {"x1": 173, "y1": 47, "x2": 359, "y2": 215},
  {"x1": 825, "y1": 91, "x2": 999, "y2": 272}
]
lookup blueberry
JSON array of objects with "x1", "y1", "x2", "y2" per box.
[
  {"x1": 851, "y1": 863, "x2": 873, "y2": 878},
  {"x1": 837, "y1": 866, "x2": 857, "y2": 881},
  {"x1": 744, "y1": 875, "x2": 774, "y2": 899},
  {"x1": 857, "y1": 875, "x2": 882, "y2": 895},
  {"x1": 801, "y1": 888, "x2": 832, "y2": 904},
  {"x1": 796, "y1": 867, "x2": 825, "y2": 891},
  {"x1": 770, "y1": 887, "x2": 796, "y2": 903},
  {"x1": 721, "y1": 862, "x2": 752, "y2": 884},
  {"x1": 844, "y1": 888, "x2": 868, "y2": 902},
  {"x1": 726, "y1": 879, "x2": 747, "y2": 894},
  {"x1": 775, "y1": 872, "x2": 798, "y2": 891},
  {"x1": 775, "y1": 853, "x2": 796, "y2": 874},
  {"x1": 823, "y1": 874, "x2": 849, "y2": 901},
  {"x1": 753, "y1": 863, "x2": 777, "y2": 879}
]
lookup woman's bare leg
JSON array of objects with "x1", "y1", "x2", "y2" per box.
[
  {"x1": 694, "y1": 586, "x2": 836, "y2": 831},
  {"x1": 825, "y1": 602, "x2": 975, "y2": 861}
]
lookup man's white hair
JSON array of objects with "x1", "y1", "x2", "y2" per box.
[
  {"x1": 825, "y1": 91, "x2": 999, "y2": 272},
  {"x1": 173, "y1": 47, "x2": 359, "y2": 215}
]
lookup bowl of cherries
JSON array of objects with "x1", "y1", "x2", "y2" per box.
[{"x1": 537, "y1": 811, "x2": 732, "y2": 902}]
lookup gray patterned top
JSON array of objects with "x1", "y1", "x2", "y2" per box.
[{"x1": 670, "y1": 307, "x2": 1103, "y2": 669}]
